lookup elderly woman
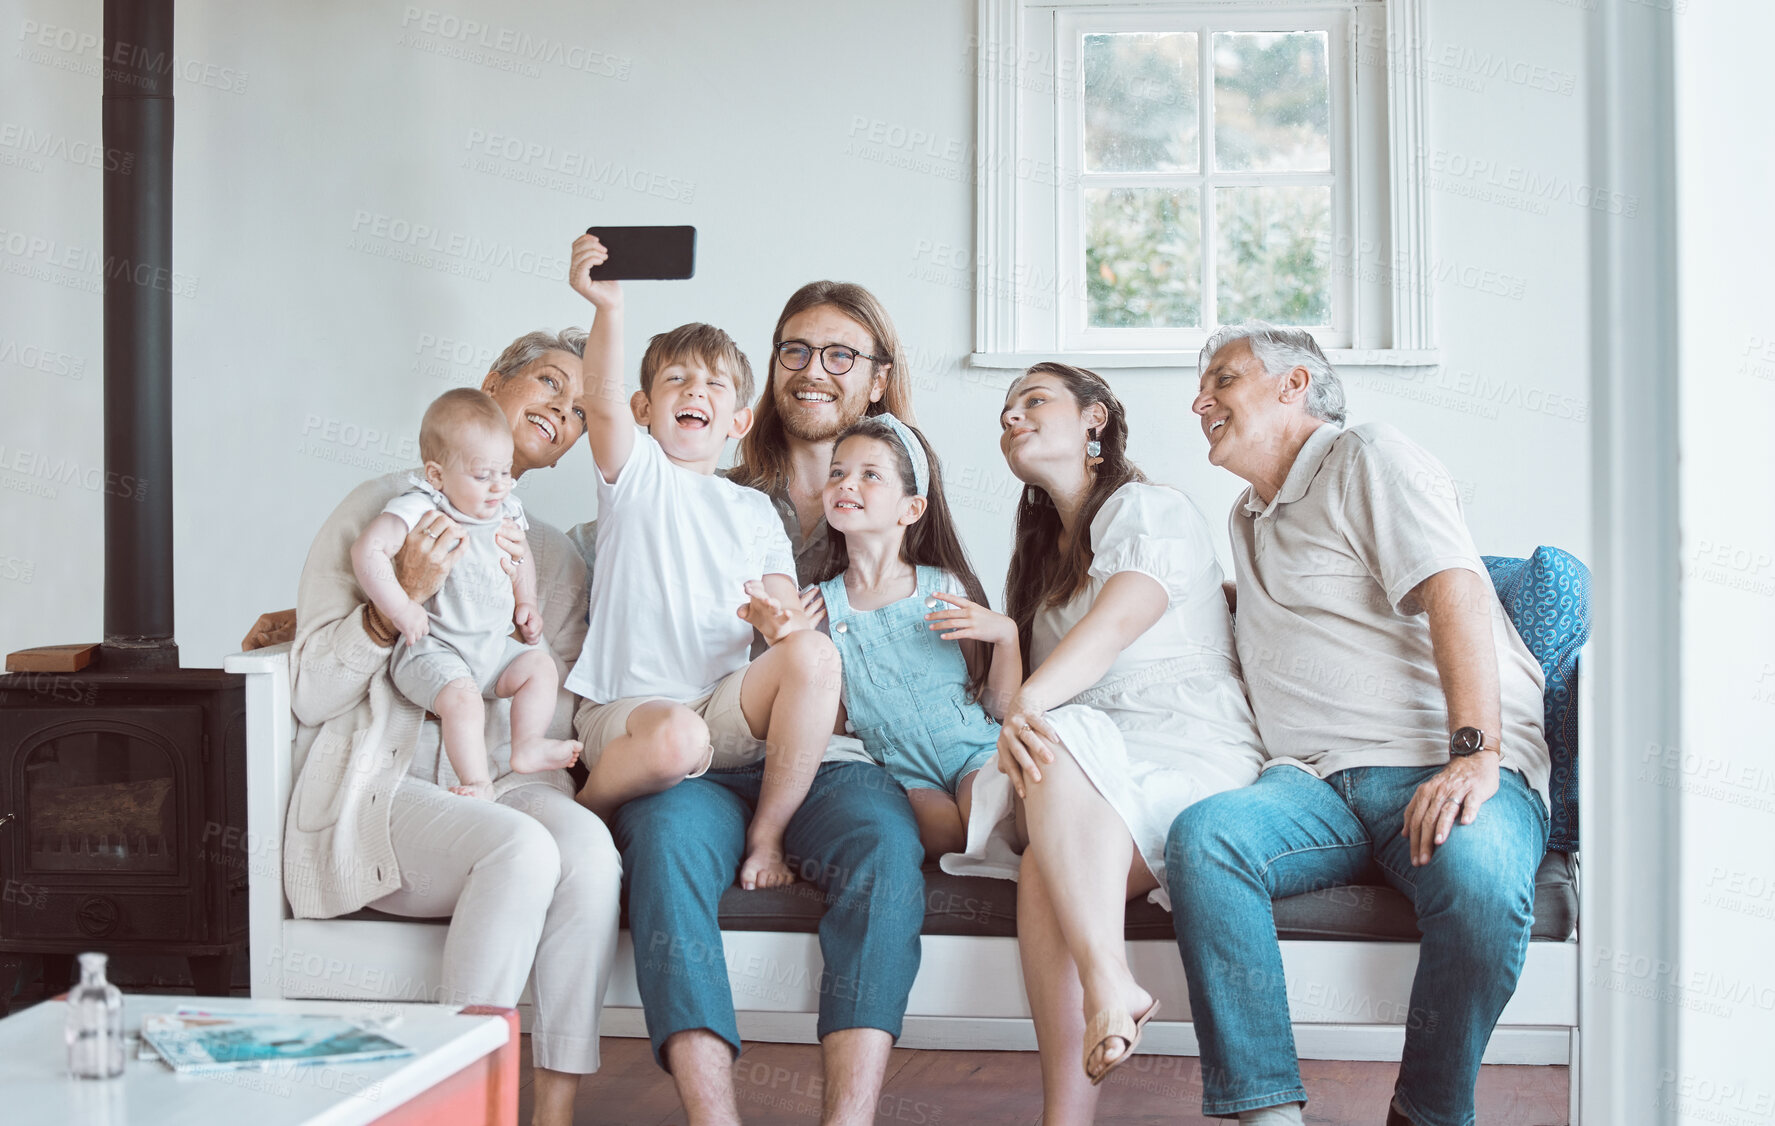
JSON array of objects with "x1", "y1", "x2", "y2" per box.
[
  {"x1": 246, "y1": 328, "x2": 618, "y2": 1126},
  {"x1": 943, "y1": 362, "x2": 1265, "y2": 1125}
]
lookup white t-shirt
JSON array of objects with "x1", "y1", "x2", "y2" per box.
[
  {"x1": 1228, "y1": 422, "x2": 1550, "y2": 806},
  {"x1": 564, "y1": 431, "x2": 796, "y2": 704}
]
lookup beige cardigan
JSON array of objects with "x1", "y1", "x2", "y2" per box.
[{"x1": 283, "y1": 470, "x2": 588, "y2": 919}]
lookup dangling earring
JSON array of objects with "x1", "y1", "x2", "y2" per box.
[{"x1": 1085, "y1": 429, "x2": 1104, "y2": 467}]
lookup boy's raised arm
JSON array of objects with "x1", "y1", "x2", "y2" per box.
[{"x1": 568, "y1": 233, "x2": 630, "y2": 483}]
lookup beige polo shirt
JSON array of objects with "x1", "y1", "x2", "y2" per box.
[{"x1": 1228, "y1": 422, "x2": 1550, "y2": 807}]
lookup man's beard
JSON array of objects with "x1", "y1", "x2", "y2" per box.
[{"x1": 775, "y1": 381, "x2": 872, "y2": 443}]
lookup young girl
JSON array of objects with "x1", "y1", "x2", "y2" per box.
[
  {"x1": 810, "y1": 414, "x2": 1020, "y2": 858},
  {"x1": 350, "y1": 388, "x2": 581, "y2": 799}
]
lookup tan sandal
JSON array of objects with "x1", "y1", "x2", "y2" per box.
[{"x1": 1083, "y1": 998, "x2": 1160, "y2": 1086}]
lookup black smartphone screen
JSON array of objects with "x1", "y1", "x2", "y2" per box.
[{"x1": 584, "y1": 225, "x2": 696, "y2": 280}]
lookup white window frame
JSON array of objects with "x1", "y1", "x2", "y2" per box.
[{"x1": 973, "y1": 0, "x2": 1438, "y2": 369}]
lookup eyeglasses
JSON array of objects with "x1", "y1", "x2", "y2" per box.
[{"x1": 775, "y1": 340, "x2": 883, "y2": 377}]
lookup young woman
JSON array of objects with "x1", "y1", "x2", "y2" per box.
[{"x1": 943, "y1": 363, "x2": 1266, "y2": 1123}]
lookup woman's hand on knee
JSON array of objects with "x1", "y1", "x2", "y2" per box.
[{"x1": 997, "y1": 694, "x2": 1059, "y2": 799}]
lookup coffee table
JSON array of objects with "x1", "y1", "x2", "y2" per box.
[{"x1": 0, "y1": 994, "x2": 518, "y2": 1125}]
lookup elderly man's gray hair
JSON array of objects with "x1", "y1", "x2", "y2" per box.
[
  {"x1": 1199, "y1": 321, "x2": 1346, "y2": 426},
  {"x1": 491, "y1": 327, "x2": 589, "y2": 382}
]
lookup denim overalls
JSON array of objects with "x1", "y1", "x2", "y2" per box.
[{"x1": 819, "y1": 565, "x2": 1001, "y2": 793}]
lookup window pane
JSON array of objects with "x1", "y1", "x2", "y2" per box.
[
  {"x1": 1086, "y1": 187, "x2": 1202, "y2": 328},
  {"x1": 1083, "y1": 32, "x2": 1199, "y2": 173},
  {"x1": 1213, "y1": 32, "x2": 1329, "y2": 172},
  {"x1": 1215, "y1": 186, "x2": 1330, "y2": 325}
]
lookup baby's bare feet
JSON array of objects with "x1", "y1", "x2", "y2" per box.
[
  {"x1": 511, "y1": 737, "x2": 581, "y2": 774},
  {"x1": 738, "y1": 840, "x2": 794, "y2": 891},
  {"x1": 450, "y1": 780, "x2": 495, "y2": 801}
]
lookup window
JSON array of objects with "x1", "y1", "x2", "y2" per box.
[
  {"x1": 1065, "y1": 16, "x2": 1347, "y2": 348},
  {"x1": 975, "y1": 0, "x2": 1435, "y2": 365}
]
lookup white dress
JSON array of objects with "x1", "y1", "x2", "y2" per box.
[{"x1": 940, "y1": 483, "x2": 1266, "y2": 909}]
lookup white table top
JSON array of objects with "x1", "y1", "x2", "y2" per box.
[{"x1": 0, "y1": 995, "x2": 510, "y2": 1126}]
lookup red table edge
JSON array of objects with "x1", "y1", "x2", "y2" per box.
[{"x1": 370, "y1": 1005, "x2": 519, "y2": 1126}]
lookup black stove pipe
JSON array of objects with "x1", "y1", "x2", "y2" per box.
[{"x1": 101, "y1": 0, "x2": 178, "y2": 670}]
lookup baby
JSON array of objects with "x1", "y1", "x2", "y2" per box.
[{"x1": 350, "y1": 388, "x2": 581, "y2": 798}]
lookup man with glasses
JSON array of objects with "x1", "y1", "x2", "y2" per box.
[
  {"x1": 729, "y1": 281, "x2": 919, "y2": 577},
  {"x1": 580, "y1": 276, "x2": 930, "y2": 1126}
]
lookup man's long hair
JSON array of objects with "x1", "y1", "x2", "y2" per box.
[{"x1": 730, "y1": 281, "x2": 916, "y2": 496}]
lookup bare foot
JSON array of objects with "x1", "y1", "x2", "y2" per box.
[
  {"x1": 510, "y1": 737, "x2": 581, "y2": 774},
  {"x1": 450, "y1": 780, "x2": 495, "y2": 801},
  {"x1": 738, "y1": 839, "x2": 794, "y2": 891}
]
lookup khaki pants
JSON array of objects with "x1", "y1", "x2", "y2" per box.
[{"x1": 574, "y1": 665, "x2": 766, "y2": 772}]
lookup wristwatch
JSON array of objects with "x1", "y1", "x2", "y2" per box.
[{"x1": 1449, "y1": 726, "x2": 1494, "y2": 760}]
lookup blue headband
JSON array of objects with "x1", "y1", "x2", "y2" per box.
[{"x1": 876, "y1": 413, "x2": 929, "y2": 497}]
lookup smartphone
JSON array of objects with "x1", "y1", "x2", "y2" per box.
[{"x1": 583, "y1": 225, "x2": 696, "y2": 280}]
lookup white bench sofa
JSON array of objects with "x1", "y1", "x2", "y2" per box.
[{"x1": 227, "y1": 643, "x2": 1580, "y2": 1116}]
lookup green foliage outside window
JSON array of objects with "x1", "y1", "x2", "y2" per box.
[{"x1": 1082, "y1": 30, "x2": 1333, "y2": 330}]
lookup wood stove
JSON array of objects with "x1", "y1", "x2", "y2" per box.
[
  {"x1": 0, "y1": 669, "x2": 246, "y2": 1008},
  {"x1": 0, "y1": 0, "x2": 250, "y2": 1011}
]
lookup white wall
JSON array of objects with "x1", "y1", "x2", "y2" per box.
[
  {"x1": 1674, "y1": 1, "x2": 1775, "y2": 1117},
  {"x1": 1, "y1": 0, "x2": 1590, "y2": 667}
]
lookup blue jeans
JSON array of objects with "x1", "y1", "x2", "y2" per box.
[
  {"x1": 1166, "y1": 765, "x2": 1549, "y2": 1126},
  {"x1": 613, "y1": 760, "x2": 926, "y2": 1068}
]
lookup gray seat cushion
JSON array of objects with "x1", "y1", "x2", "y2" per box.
[
  {"x1": 357, "y1": 850, "x2": 1577, "y2": 945},
  {"x1": 1258, "y1": 848, "x2": 1578, "y2": 943},
  {"x1": 710, "y1": 848, "x2": 1577, "y2": 944}
]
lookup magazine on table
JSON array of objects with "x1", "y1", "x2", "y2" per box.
[{"x1": 139, "y1": 1008, "x2": 413, "y2": 1073}]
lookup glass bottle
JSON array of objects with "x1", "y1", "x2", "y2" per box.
[{"x1": 65, "y1": 951, "x2": 125, "y2": 1079}]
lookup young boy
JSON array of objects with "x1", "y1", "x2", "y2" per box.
[{"x1": 564, "y1": 232, "x2": 839, "y2": 890}]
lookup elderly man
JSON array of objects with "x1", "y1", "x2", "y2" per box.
[{"x1": 1166, "y1": 323, "x2": 1551, "y2": 1126}]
